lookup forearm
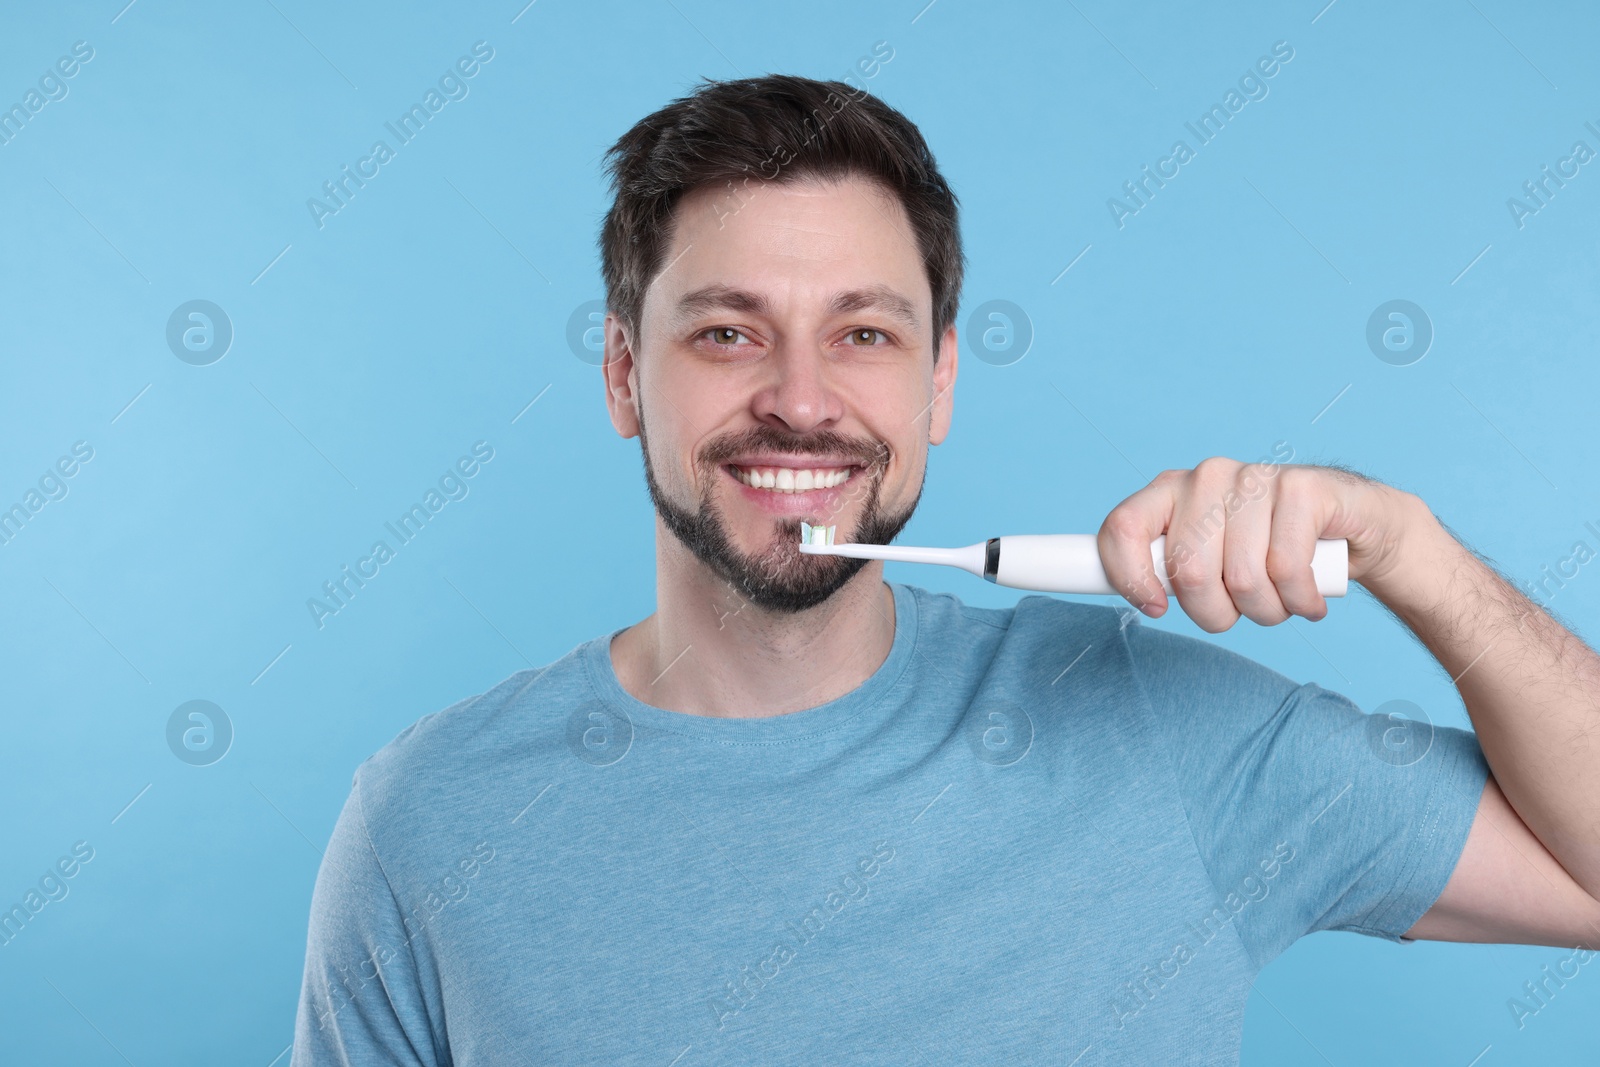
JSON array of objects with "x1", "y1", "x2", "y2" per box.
[{"x1": 1365, "y1": 493, "x2": 1600, "y2": 899}]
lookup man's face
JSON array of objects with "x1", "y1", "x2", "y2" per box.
[{"x1": 603, "y1": 174, "x2": 958, "y2": 612}]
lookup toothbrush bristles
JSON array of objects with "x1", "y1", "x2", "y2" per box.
[{"x1": 799, "y1": 522, "x2": 835, "y2": 546}]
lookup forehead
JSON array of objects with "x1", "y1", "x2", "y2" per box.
[{"x1": 642, "y1": 174, "x2": 929, "y2": 329}]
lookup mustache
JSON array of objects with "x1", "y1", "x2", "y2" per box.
[{"x1": 697, "y1": 427, "x2": 890, "y2": 471}]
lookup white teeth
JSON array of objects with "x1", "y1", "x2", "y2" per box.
[{"x1": 733, "y1": 466, "x2": 854, "y2": 493}]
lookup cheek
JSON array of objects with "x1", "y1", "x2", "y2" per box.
[{"x1": 641, "y1": 380, "x2": 708, "y2": 471}]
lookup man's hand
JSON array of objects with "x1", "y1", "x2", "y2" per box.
[
  {"x1": 1096, "y1": 457, "x2": 1430, "y2": 632},
  {"x1": 1100, "y1": 455, "x2": 1600, "y2": 945}
]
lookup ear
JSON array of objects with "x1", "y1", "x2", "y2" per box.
[
  {"x1": 602, "y1": 311, "x2": 640, "y2": 439},
  {"x1": 928, "y1": 321, "x2": 958, "y2": 446}
]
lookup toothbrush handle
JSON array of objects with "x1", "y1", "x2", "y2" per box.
[{"x1": 992, "y1": 534, "x2": 1349, "y2": 598}]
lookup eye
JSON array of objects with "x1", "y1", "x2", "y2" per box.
[
  {"x1": 699, "y1": 327, "x2": 754, "y2": 347},
  {"x1": 845, "y1": 328, "x2": 889, "y2": 346}
]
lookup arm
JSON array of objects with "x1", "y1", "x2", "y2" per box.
[
  {"x1": 293, "y1": 776, "x2": 445, "y2": 1066},
  {"x1": 1096, "y1": 458, "x2": 1600, "y2": 946},
  {"x1": 1364, "y1": 505, "x2": 1600, "y2": 944}
]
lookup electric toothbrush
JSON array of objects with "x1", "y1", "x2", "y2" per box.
[{"x1": 796, "y1": 522, "x2": 1349, "y2": 598}]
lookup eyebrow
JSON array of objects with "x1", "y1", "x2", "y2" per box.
[{"x1": 670, "y1": 283, "x2": 921, "y2": 334}]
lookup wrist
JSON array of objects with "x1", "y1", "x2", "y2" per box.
[{"x1": 1355, "y1": 490, "x2": 1462, "y2": 613}]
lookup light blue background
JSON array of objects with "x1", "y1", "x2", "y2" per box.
[{"x1": 3, "y1": 0, "x2": 1597, "y2": 1062}]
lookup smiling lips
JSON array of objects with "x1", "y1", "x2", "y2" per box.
[{"x1": 729, "y1": 464, "x2": 856, "y2": 493}]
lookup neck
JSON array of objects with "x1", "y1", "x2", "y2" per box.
[{"x1": 610, "y1": 518, "x2": 897, "y2": 718}]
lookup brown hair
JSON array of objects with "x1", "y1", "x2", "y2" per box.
[{"x1": 598, "y1": 73, "x2": 964, "y2": 358}]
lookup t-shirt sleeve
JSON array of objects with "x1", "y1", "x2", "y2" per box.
[
  {"x1": 292, "y1": 771, "x2": 446, "y2": 1067},
  {"x1": 1120, "y1": 618, "x2": 1490, "y2": 969}
]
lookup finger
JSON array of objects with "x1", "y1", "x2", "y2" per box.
[
  {"x1": 1165, "y1": 458, "x2": 1241, "y2": 633},
  {"x1": 1265, "y1": 467, "x2": 1328, "y2": 620},
  {"x1": 1220, "y1": 469, "x2": 1291, "y2": 626},
  {"x1": 1097, "y1": 472, "x2": 1178, "y2": 615}
]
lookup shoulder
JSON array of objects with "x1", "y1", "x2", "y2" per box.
[
  {"x1": 900, "y1": 582, "x2": 1154, "y2": 691},
  {"x1": 904, "y1": 581, "x2": 1138, "y2": 640},
  {"x1": 1117, "y1": 611, "x2": 1300, "y2": 703},
  {"x1": 349, "y1": 639, "x2": 599, "y2": 846},
  {"x1": 905, "y1": 582, "x2": 1295, "y2": 707}
]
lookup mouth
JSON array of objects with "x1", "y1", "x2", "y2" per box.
[
  {"x1": 719, "y1": 458, "x2": 872, "y2": 518},
  {"x1": 724, "y1": 463, "x2": 859, "y2": 493}
]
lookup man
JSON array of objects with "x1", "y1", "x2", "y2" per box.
[{"x1": 293, "y1": 74, "x2": 1600, "y2": 1064}]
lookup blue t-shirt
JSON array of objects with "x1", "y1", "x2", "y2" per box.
[{"x1": 292, "y1": 582, "x2": 1488, "y2": 1066}]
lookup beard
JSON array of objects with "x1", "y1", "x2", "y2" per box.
[{"x1": 637, "y1": 410, "x2": 922, "y2": 613}]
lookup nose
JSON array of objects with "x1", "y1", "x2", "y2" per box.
[{"x1": 750, "y1": 339, "x2": 845, "y2": 434}]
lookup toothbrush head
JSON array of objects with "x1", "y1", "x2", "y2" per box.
[{"x1": 798, "y1": 521, "x2": 836, "y2": 547}]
